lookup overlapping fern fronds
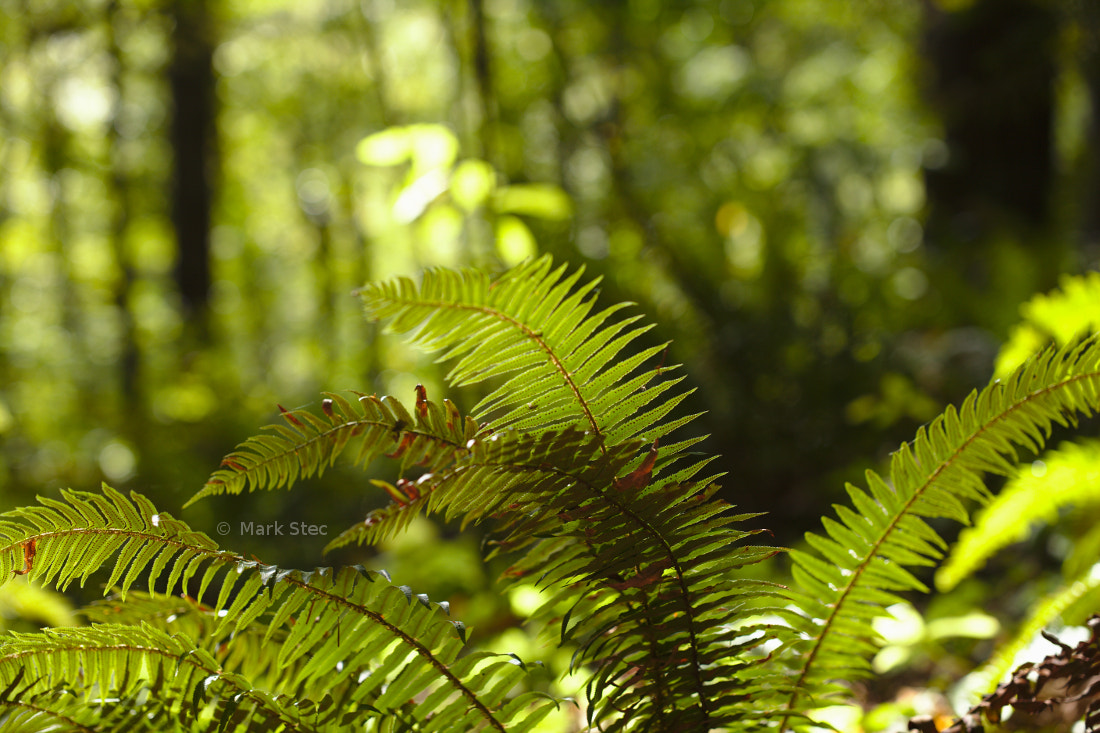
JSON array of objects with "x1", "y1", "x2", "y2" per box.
[
  {"x1": 198, "y1": 264, "x2": 1100, "y2": 730},
  {"x1": 778, "y1": 336, "x2": 1100, "y2": 728},
  {"x1": 325, "y1": 427, "x2": 621, "y2": 549},
  {"x1": 0, "y1": 624, "x2": 309, "y2": 732},
  {"x1": 15, "y1": 254, "x2": 1100, "y2": 731},
  {"x1": 188, "y1": 256, "x2": 789, "y2": 729},
  {"x1": 0, "y1": 487, "x2": 555, "y2": 732}
]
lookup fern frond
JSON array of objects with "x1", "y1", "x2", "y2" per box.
[
  {"x1": 316, "y1": 422, "x2": 786, "y2": 726},
  {"x1": 503, "y1": 478, "x2": 790, "y2": 729},
  {"x1": 937, "y1": 440, "x2": 1100, "y2": 592},
  {"x1": 345, "y1": 259, "x2": 791, "y2": 728},
  {"x1": 0, "y1": 483, "x2": 228, "y2": 597},
  {"x1": 187, "y1": 390, "x2": 478, "y2": 505},
  {"x1": 0, "y1": 487, "x2": 557, "y2": 732},
  {"x1": 0, "y1": 668, "x2": 191, "y2": 732},
  {"x1": 779, "y1": 337, "x2": 1100, "y2": 728},
  {"x1": 189, "y1": 257, "x2": 788, "y2": 728},
  {"x1": 321, "y1": 420, "x2": 789, "y2": 727},
  {"x1": 431, "y1": 441, "x2": 786, "y2": 727},
  {"x1": 0, "y1": 623, "x2": 310, "y2": 732},
  {"x1": 357, "y1": 255, "x2": 697, "y2": 450}
]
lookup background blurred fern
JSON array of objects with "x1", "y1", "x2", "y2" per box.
[{"x1": 4, "y1": 258, "x2": 1100, "y2": 732}]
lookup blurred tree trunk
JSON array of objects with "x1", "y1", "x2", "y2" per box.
[
  {"x1": 1080, "y1": 4, "x2": 1100, "y2": 262},
  {"x1": 921, "y1": 0, "x2": 1065, "y2": 327},
  {"x1": 469, "y1": 0, "x2": 496, "y2": 166},
  {"x1": 923, "y1": 0, "x2": 1058, "y2": 232},
  {"x1": 108, "y1": 0, "x2": 139, "y2": 400},
  {"x1": 169, "y1": 0, "x2": 217, "y2": 328}
]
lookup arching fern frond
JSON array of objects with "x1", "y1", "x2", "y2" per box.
[
  {"x1": 0, "y1": 486, "x2": 557, "y2": 732},
  {"x1": 325, "y1": 422, "x2": 789, "y2": 728},
  {"x1": 779, "y1": 336, "x2": 1100, "y2": 729},
  {"x1": 499, "y1": 474, "x2": 789, "y2": 730},
  {"x1": 0, "y1": 624, "x2": 309, "y2": 732},
  {"x1": 357, "y1": 255, "x2": 699, "y2": 450},
  {"x1": 187, "y1": 390, "x2": 478, "y2": 505},
  {"x1": 0, "y1": 483, "x2": 227, "y2": 597}
]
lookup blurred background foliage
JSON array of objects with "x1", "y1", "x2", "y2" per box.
[{"x1": 1, "y1": 0, "x2": 1098, "y2": 727}]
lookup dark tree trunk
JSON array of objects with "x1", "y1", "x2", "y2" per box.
[
  {"x1": 108, "y1": 0, "x2": 139, "y2": 399},
  {"x1": 1080, "y1": 5, "x2": 1100, "y2": 261},
  {"x1": 922, "y1": 0, "x2": 1058, "y2": 238},
  {"x1": 169, "y1": 0, "x2": 217, "y2": 323},
  {"x1": 919, "y1": 0, "x2": 1065, "y2": 332}
]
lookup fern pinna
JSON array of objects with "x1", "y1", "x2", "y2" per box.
[{"x1": 5, "y1": 256, "x2": 1100, "y2": 732}]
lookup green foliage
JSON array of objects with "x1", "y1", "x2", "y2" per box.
[
  {"x1": 6, "y1": 258, "x2": 1100, "y2": 731},
  {"x1": 923, "y1": 274, "x2": 1100, "y2": 703},
  {"x1": 777, "y1": 327, "x2": 1100, "y2": 728},
  {"x1": 994, "y1": 272, "x2": 1100, "y2": 378},
  {"x1": 937, "y1": 440, "x2": 1100, "y2": 594}
]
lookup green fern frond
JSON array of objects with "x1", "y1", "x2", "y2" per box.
[
  {"x1": 0, "y1": 483, "x2": 228, "y2": 597},
  {"x1": 187, "y1": 390, "x2": 478, "y2": 505},
  {"x1": 0, "y1": 487, "x2": 557, "y2": 732},
  {"x1": 779, "y1": 336, "x2": 1100, "y2": 728},
  {"x1": 0, "y1": 669, "x2": 192, "y2": 732},
  {"x1": 348, "y1": 259, "x2": 791, "y2": 728},
  {"x1": 181, "y1": 258, "x2": 790, "y2": 728},
  {"x1": 503, "y1": 477, "x2": 789, "y2": 729},
  {"x1": 937, "y1": 440, "x2": 1100, "y2": 592},
  {"x1": 357, "y1": 255, "x2": 697, "y2": 450},
  {"x1": 325, "y1": 424, "x2": 788, "y2": 728},
  {"x1": 0, "y1": 623, "x2": 309, "y2": 732}
]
